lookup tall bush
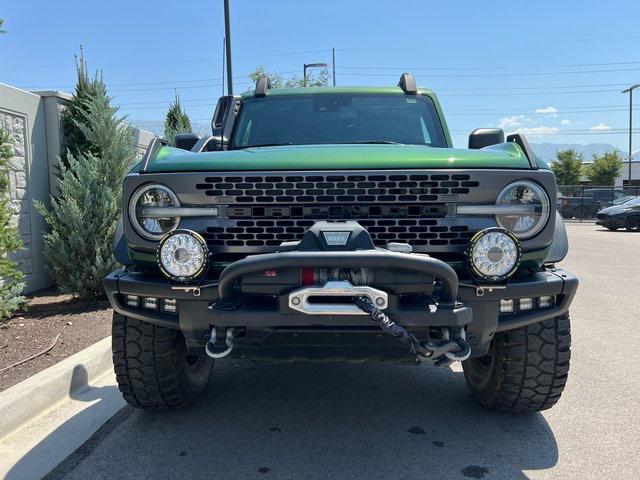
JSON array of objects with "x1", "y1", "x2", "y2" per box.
[
  {"x1": 249, "y1": 66, "x2": 329, "y2": 88},
  {"x1": 0, "y1": 129, "x2": 25, "y2": 318},
  {"x1": 586, "y1": 150, "x2": 623, "y2": 186},
  {"x1": 163, "y1": 93, "x2": 192, "y2": 145},
  {"x1": 550, "y1": 149, "x2": 584, "y2": 186},
  {"x1": 59, "y1": 47, "x2": 107, "y2": 168},
  {"x1": 36, "y1": 93, "x2": 136, "y2": 298}
]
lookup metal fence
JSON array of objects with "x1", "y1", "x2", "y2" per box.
[{"x1": 556, "y1": 185, "x2": 640, "y2": 222}]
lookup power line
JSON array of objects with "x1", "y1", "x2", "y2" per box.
[
  {"x1": 447, "y1": 108, "x2": 639, "y2": 116},
  {"x1": 336, "y1": 33, "x2": 640, "y2": 52},
  {"x1": 2, "y1": 49, "x2": 332, "y2": 70},
  {"x1": 338, "y1": 60, "x2": 640, "y2": 72},
  {"x1": 336, "y1": 66, "x2": 640, "y2": 78},
  {"x1": 41, "y1": 79, "x2": 633, "y2": 93}
]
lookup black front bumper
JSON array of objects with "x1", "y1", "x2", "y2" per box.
[
  {"x1": 104, "y1": 250, "x2": 578, "y2": 359},
  {"x1": 595, "y1": 214, "x2": 625, "y2": 228}
]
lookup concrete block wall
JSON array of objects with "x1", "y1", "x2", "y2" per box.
[{"x1": 0, "y1": 111, "x2": 34, "y2": 278}]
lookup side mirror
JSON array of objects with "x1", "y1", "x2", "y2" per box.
[
  {"x1": 211, "y1": 95, "x2": 234, "y2": 132},
  {"x1": 174, "y1": 133, "x2": 201, "y2": 151},
  {"x1": 468, "y1": 128, "x2": 505, "y2": 149}
]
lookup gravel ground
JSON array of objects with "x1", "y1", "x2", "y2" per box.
[
  {"x1": 0, "y1": 290, "x2": 112, "y2": 392},
  {"x1": 31, "y1": 224, "x2": 640, "y2": 479}
]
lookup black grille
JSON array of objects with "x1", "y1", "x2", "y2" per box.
[
  {"x1": 205, "y1": 219, "x2": 472, "y2": 249},
  {"x1": 196, "y1": 173, "x2": 479, "y2": 204},
  {"x1": 196, "y1": 173, "x2": 481, "y2": 253}
]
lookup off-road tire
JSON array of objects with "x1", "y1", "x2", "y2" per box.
[
  {"x1": 462, "y1": 314, "x2": 571, "y2": 413},
  {"x1": 112, "y1": 313, "x2": 214, "y2": 410},
  {"x1": 625, "y1": 216, "x2": 640, "y2": 232}
]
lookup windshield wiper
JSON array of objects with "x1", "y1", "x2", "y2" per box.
[
  {"x1": 236, "y1": 142, "x2": 293, "y2": 149},
  {"x1": 349, "y1": 140, "x2": 403, "y2": 145}
]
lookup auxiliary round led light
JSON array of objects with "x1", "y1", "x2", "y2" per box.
[
  {"x1": 157, "y1": 230, "x2": 208, "y2": 283},
  {"x1": 467, "y1": 228, "x2": 521, "y2": 283}
]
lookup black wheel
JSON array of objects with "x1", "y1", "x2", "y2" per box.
[
  {"x1": 112, "y1": 313, "x2": 214, "y2": 410},
  {"x1": 625, "y1": 216, "x2": 640, "y2": 232},
  {"x1": 606, "y1": 226, "x2": 618, "y2": 231},
  {"x1": 462, "y1": 314, "x2": 571, "y2": 413}
]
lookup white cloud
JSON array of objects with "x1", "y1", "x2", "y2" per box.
[
  {"x1": 560, "y1": 119, "x2": 571, "y2": 125},
  {"x1": 535, "y1": 106, "x2": 558, "y2": 116},
  {"x1": 498, "y1": 115, "x2": 526, "y2": 129},
  {"x1": 515, "y1": 126, "x2": 560, "y2": 137},
  {"x1": 589, "y1": 123, "x2": 611, "y2": 132}
]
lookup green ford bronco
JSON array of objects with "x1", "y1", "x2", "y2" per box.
[{"x1": 104, "y1": 73, "x2": 577, "y2": 413}]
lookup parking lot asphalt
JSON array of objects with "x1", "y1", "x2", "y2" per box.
[{"x1": 39, "y1": 223, "x2": 640, "y2": 480}]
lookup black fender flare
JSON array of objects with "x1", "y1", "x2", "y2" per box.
[
  {"x1": 113, "y1": 217, "x2": 133, "y2": 266},
  {"x1": 545, "y1": 214, "x2": 569, "y2": 264}
]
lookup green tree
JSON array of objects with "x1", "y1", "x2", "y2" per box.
[
  {"x1": 550, "y1": 149, "x2": 584, "y2": 185},
  {"x1": 0, "y1": 18, "x2": 6, "y2": 34},
  {"x1": 60, "y1": 47, "x2": 108, "y2": 168},
  {"x1": 249, "y1": 66, "x2": 329, "y2": 88},
  {"x1": 0, "y1": 129, "x2": 26, "y2": 318},
  {"x1": 163, "y1": 92, "x2": 192, "y2": 145},
  {"x1": 585, "y1": 150, "x2": 623, "y2": 186},
  {"x1": 36, "y1": 93, "x2": 136, "y2": 299}
]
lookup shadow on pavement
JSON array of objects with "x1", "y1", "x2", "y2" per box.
[
  {"x1": 5, "y1": 365, "x2": 122, "y2": 480},
  {"x1": 40, "y1": 359, "x2": 558, "y2": 480}
]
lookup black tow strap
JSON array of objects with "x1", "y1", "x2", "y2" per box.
[
  {"x1": 352, "y1": 296, "x2": 429, "y2": 357},
  {"x1": 353, "y1": 296, "x2": 466, "y2": 363}
]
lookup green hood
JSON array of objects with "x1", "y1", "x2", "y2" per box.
[{"x1": 143, "y1": 143, "x2": 532, "y2": 173}]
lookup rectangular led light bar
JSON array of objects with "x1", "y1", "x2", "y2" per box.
[
  {"x1": 499, "y1": 296, "x2": 555, "y2": 315},
  {"x1": 123, "y1": 295, "x2": 178, "y2": 314}
]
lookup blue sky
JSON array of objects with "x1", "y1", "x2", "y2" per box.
[{"x1": 1, "y1": 0, "x2": 639, "y2": 150}]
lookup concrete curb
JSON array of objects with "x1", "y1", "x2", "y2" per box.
[{"x1": 0, "y1": 336, "x2": 113, "y2": 439}]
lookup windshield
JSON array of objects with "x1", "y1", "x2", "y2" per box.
[
  {"x1": 230, "y1": 93, "x2": 447, "y2": 149},
  {"x1": 614, "y1": 195, "x2": 636, "y2": 204},
  {"x1": 623, "y1": 196, "x2": 640, "y2": 206}
]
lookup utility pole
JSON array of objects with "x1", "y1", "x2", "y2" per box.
[
  {"x1": 332, "y1": 47, "x2": 336, "y2": 86},
  {"x1": 222, "y1": 37, "x2": 226, "y2": 96},
  {"x1": 223, "y1": 0, "x2": 233, "y2": 95},
  {"x1": 622, "y1": 84, "x2": 640, "y2": 187}
]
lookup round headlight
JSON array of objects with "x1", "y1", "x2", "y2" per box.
[
  {"x1": 467, "y1": 228, "x2": 521, "y2": 282},
  {"x1": 157, "y1": 230, "x2": 208, "y2": 282},
  {"x1": 129, "y1": 184, "x2": 180, "y2": 240},
  {"x1": 496, "y1": 181, "x2": 550, "y2": 239}
]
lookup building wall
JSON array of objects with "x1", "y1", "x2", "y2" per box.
[
  {"x1": 577, "y1": 159, "x2": 640, "y2": 187},
  {"x1": 0, "y1": 82, "x2": 155, "y2": 294},
  {"x1": 617, "y1": 160, "x2": 640, "y2": 187}
]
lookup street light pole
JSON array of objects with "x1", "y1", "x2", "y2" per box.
[
  {"x1": 332, "y1": 47, "x2": 336, "y2": 86},
  {"x1": 303, "y1": 63, "x2": 328, "y2": 87},
  {"x1": 622, "y1": 84, "x2": 640, "y2": 187},
  {"x1": 223, "y1": 0, "x2": 233, "y2": 96}
]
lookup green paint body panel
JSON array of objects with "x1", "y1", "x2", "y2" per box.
[{"x1": 145, "y1": 142, "x2": 530, "y2": 173}]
